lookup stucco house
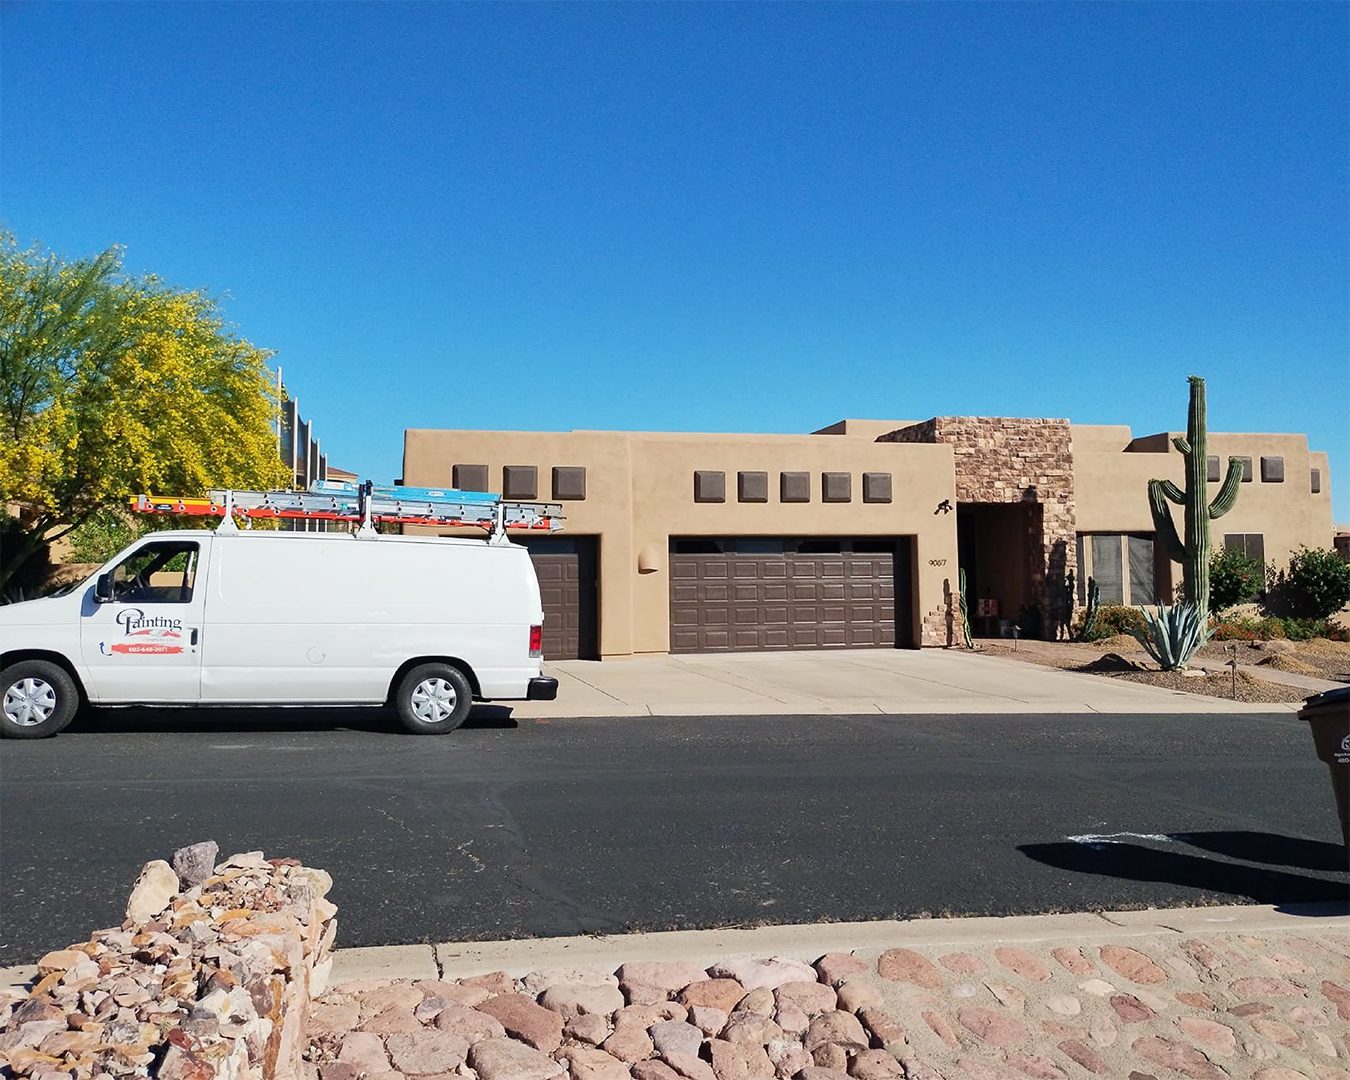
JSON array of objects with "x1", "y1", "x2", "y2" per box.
[{"x1": 401, "y1": 417, "x2": 1333, "y2": 660}]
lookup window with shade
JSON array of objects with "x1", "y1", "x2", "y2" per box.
[{"x1": 1076, "y1": 533, "x2": 1157, "y2": 606}]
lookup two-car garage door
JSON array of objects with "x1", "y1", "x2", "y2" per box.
[{"x1": 669, "y1": 537, "x2": 913, "y2": 653}]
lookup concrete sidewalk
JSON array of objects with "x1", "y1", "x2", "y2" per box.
[{"x1": 508, "y1": 649, "x2": 1305, "y2": 719}]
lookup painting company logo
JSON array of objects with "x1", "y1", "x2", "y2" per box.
[{"x1": 99, "y1": 608, "x2": 186, "y2": 656}]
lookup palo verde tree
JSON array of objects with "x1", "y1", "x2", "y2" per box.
[{"x1": 0, "y1": 233, "x2": 289, "y2": 592}]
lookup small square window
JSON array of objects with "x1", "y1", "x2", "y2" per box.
[
  {"x1": 552, "y1": 466, "x2": 586, "y2": 501},
  {"x1": 862, "y1": 472, "x2": 892, "y2": 503},
  {"x1": 502, "y1": 465, "x2": 537, "y2": 500},
  {"x1": 737, "y1": 471, "x2": 768, "y2": 503},
  {"x1": 693, "y1": 470, "x2": 725, "y2": 503},
  {"x1": 1260, "y1": 456, "x2": 1284, "y2": 483},
  {"x1": 780, "y1": 472, "x2": 810, "y2": 503},
  {"x1": 1236, "y1": 457, "x2": 1253, "y2": 483},
  {"x1": 822, "y1": 472, "x2": 852, "y2": 503},
  {"x1": 453, "y1": 464, "x2": 489, "y2": 492}
]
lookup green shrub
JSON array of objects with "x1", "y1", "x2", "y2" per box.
[
  {"x1": 1266, "y1": 547, "x2": 1350, "y2": 620},
  {"x1": 1079, "y1": 604, "x2": 1146, "y2": 641},
  {"x1": 67, "y1": 509, "x2": 146, "y2": 564},
  {"x1": 1210, "y1": 546, "x2": 1264, "y2": 613},
  {"x1": 1281, "y1": 617, "x2": 1328, "y2": 642},
  {"x1": 1212, "y1": 618, "x2": 1261, "y2": 641}
]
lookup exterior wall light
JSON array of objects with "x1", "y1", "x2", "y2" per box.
[{"x1": 638, "y1": 545, "x2": 661, "y2": 574}]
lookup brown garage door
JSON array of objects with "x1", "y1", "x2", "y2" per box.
[
  {"x1": 519, "y1": 537, "x2": 598, "y2": 660},
  {"x1": 669, "y1": 538, "x2": 912, "y2": 653}
]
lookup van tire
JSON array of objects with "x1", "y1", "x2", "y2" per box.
[
  {"x1": 394, "y1": 663, "x2": 473, "y2": 734},
  {"x1": 1, "y1": 660, "x2": 79, "y2": 739}
]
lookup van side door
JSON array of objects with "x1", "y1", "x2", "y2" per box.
[{"x1": 78, "y1": 537, "x2": 208, "y2": 704}]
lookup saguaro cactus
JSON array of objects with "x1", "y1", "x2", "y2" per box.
[{"x1": 1147, "y1": 375, "x2": 1243, "y2": 626}]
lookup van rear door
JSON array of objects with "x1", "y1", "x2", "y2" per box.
[{"x1": 79, "y1": 537, "x2": 207, "y2": 704}]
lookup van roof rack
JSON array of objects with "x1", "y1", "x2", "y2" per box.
[{"x1": 130, "y1": 481, "x2": 564, "y2": 540}]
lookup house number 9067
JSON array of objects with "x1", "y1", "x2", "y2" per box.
[{"x1": 928, "y1": 558, "x2": 947, "y2": 566}]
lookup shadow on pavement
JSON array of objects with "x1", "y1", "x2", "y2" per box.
[
  {"x1": 1019, "y1": 836, "x2": 1350, "y2": 910},
  {"x1": 1172, "y1": 830, "x2": 1350, "y2": 873},
  {"x1": 63, "y1": 704, "x2": 518, "y2": 735}
]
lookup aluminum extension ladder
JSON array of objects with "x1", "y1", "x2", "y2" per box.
[{"x1": 131, "y1": 480, "x2": 565, "y2": 539}]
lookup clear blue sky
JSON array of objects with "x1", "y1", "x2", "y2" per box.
[{"x1": 3, "y1": 2, "x2": 1347, "y2": 518}]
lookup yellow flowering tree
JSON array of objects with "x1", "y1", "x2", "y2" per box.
[{"x1": 0, "y1": 234, "x2": 289, "y2": 592}]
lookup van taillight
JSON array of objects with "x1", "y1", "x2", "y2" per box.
[{"x1": 529, "y1": 625, "x2": 543, "y2": 657}]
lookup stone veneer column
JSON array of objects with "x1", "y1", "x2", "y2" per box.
[{"x1": 880, "y1": 417, "x2": 1077, "y2": 639}]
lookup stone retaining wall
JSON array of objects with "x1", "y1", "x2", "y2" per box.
[{"x1": 0, "y1": 843, "x2": 337, "y2": 1080}]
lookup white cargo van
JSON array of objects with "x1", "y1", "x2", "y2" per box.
[{"x1": 0, "y1": 529, "x2": 558, "y2": 738}]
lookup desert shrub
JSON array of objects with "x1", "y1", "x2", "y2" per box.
[
  {"x1": 1266, "y1": 547, "x2": 1350, "y2": 620},
  {"x1": 1210, "y1": 546, "x2": 1265, "y2": 613},
  {"x1": 1257, "y1": 616, "x2": 1287, "y2": 640},
  {"x1": 1079, "y1": 604, "x2": 1146, "y2": 641},
  {"x1": 1211, "y1": 618, "x2": 1262, "y2": 641},
  {"x1": 1281, "y1": 617, "x2": 1329, "y2": 642}
]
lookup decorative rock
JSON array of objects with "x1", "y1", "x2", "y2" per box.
[
  {"x1": 1051, "y1": 949, "x2": 1093, "y2": 976},
  {"x1": 539, "y1": 985, "x2": 625, "y2": 1022},
  {"x1": 939, "y1": 953, "x2": 986, "y2": 975},
  {"x1": 847, "y1": 1050, "x2": 904, "y2": 1080},
  {"x1": 622, "y1": 983, "x2": 671, "y2": 1007},
  {"x1": 35, "y1": 950, "x2": 87, "y2": 976},
  {"x1": 803, "y1": 1011, "x2": 868, "y2": 1053},
  {"x1": 556, "y1": 1046, "x2": 631, "y2": 1080},
  {"x1": 767, "y1": 1040, "x2": 812, "y2": 1079},
  {"x1": 172, "y1": 842, "x2": 220, "y2": 888},
  {"x1": 775, "y1": 1003, "x2": 810, "y2": 1037},
  {"x1": 435, "y1": 1006, "x2": 508, "y2": 1044},
  {"x1": 923, "y1": 1011, "x2": 960, "y2": 1050},
  {"x1": 795, "y1": 1068, "x2": 851, "y2": 1080},
  {"x1": 812, "y1": 1044, "x2": 849, "y2": 1071},
  {"x1": 311, "y1": 1000, "x2": 363, "y2": 1036},
  {"x1": 614, "y1": 963, "x2": 709, "y2": 993},
  {"x1": 1234, "y1": 978, "x2": 1304, "y2": 998},
  {"x1": 1002, "y1": 1051, "x2": 1066, "y2": 1080},
  {"x1": 363, "y1": 985, "x2": 428, "y2": 1017},
  {"x1": 777, "y1": 983, "x2": 837, "y2": 1018},
  {"x1": 1174, "y1": 1019, "x2": 1237, "y2": 1058},
  {"x1": 1078, "y1": 980, "x2": 1116, "y2": 997},
  {"x1": 832, "y1": 984, "x2": 877, "y2": 1015},
  {"x1": 994, "y1": 949, "x2": 1051, "y2": 983},
  {"x1": 615, "y1": 1003, "x2": 688, "y2": 1030},
  {"x1": 477, "y1": 995, "x2": 565, "y2": 1053},
  {"x1": 566, "y1": 1014, "x2": 612, "y2": 1046},
  {"x1": 815, "y1": 955, "x2": 869, "y2": 988},
  {"x1": 1250, "y1": 1018, "x2": 1301, "y2": 1048},
  {"x1": 364, "y1": 1006, "x2": 425, "y2": 1035},
  {"x1": 461, "y1": 973, "x2": 518, "y2": 997},
  {"x1": 722, "y1": 1014, "x2": 783, "y2": 1046},
  {"x1": 1110, "y1": 995, "x2": 1155, "y2": 1024},
  {"x1": 857, "y1": 1006, "x2": 903, "y2": 1047},
  {"x1": 1087, "y1": 1016, "x2": 1117, "y2": 1049},
  {"x1": 661, "y1": 1051, "x2": 717, "y2": 1080},
  {"x1": 708, "y1": 959, "x2": 818, "y2": 993},
  {"x1": 126, "y1": 861, "x2": 179, "y2": 923},
  {"x1": 469, "y1": 1038, "x2": 566, "y2": 1080},
  {"x1": 649, "y1": 1021, "x2": 703, "y2": 1059},
  {"x1": 632, "y1": 1063, "x2": 685, "y2": 1080},
  {"x1": 985, "y1": 985, "x2": 1025, "y2": 1013},
  {"x1": 522, "y1": 970, "x2": 619, "y2": 997},
  {"x1": 388, "y1": 1031, "x2": 471, "y2": 1075},
  {"x1": 877, "y1": 949, "x2": 943, "y2": 990},
  {"x1": 708, "y1": 1038, "x2": 774, "y2": 1080},
  {"x1": 679, "y1": 981, "x2": 746, "y2": 1014},
  {"x1": 340, "y1": 1032, "x2": 392, "y2": 1074},
  {"x1": 601, "y1": 1024, "x2": 654, "y2": 1064},
  {"x1": 1100, "y1": 947, "x2": 1167, "y2": 986},
  {"x1": 956, "y1": 1007, "x2": 1029, "y2": 1047},
  {"x1": 1058, "y1": 1040, "x2": 1108, "y2": 1074},
  {"x1": 1176, "y1": 993, "x2": 1215, "y2": 1011},
  {"x1": 1229, "y1": 1003, "x2": 1272, "y2": 1017},
  {"x1": 734, "y1": 987, "x2": 776, "y2": 1018},
  {"x1": 1131, "y1": 1037, "x2": 1227, "y2": 1080},
  {"x1": 689, "y1": 1007, "x2": 728, "y2": 1037},
  {"x1": 1044, "y1": 996, "x2": 1080, "y2": 1017}
]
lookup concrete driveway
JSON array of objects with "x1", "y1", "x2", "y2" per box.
[{"x1": 513, "y1": 647, "x2": 1300, "y2": 717}]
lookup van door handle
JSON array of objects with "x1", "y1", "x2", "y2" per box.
[{"x1": 190, "y1": 629, "x2": 199, "y2": 645}]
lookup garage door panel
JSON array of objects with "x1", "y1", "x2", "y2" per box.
[
  {"x1": 525, "y1": 539, "x2": 598, "y2": 661},
  {"x1": 669, "y1": 540, "x2": 910, "y2": 654}
]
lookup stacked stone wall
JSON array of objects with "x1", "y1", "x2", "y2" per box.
[{"x1": 880, "y1": 418, "x2": 1077, "y2": 638}]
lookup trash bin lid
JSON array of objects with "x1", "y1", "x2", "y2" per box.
[{"x1": 1301, "y1": 685, "x2": 1350, "y2": 712}]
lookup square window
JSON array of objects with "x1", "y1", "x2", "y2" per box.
[
  {"x1": 1237, "y1": 456, "x2": 1253, "y2": 483},
  {"x1": 1260, "y1": 456, "x2": 1284, "y2": 483},
  {"x1": 822, "y1": 472, "x2": 852, "y2": 503},
  {"x1": 862, "y1": 472, "x2": 892, "y2": 503},
  {"x1": 552, "y1": 466, "x2": 586, "y2": 501},
  {"x1": 453, "y1": 464, "x2": 489, "y2": 492},
  {"x1": 737, "y1": 471, "x2": 768, "y2": 503},
  {"x1": 502, "y1": 465, "x2": 537, "y2": 500},
  {"x1": 693, "y1": 470, "x2": 726, "y2": 503},
  {"x1": 780, "y1": 472, "x2": 810, "y2": 503}
]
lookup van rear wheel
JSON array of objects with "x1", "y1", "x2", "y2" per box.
[
  {"x1": 1, "y1": 660, "x2": 79, "y2": 739},
  {"x1": 395, "y1": 663, "x2": 473, "y2": 734}
]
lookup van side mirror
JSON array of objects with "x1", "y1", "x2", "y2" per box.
[{"x1": 93, "y1": 573, "x2": 114, "y2": 604}]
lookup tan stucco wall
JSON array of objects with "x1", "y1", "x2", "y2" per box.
[
  {"x1": 403, "y1": 429, "x2": 958, "y2": 657},
  {"x1": 1073, "y1": 425, "x2": 1334, "y2": 573}
]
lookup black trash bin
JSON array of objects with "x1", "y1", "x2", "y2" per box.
[{"x1": 1299, "y1": 686, "x2": 1350, "y2": 849}]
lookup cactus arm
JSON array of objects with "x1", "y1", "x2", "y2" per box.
[
  {"x1": 1156, "y1": 479, "x2": 1185, "y2": 504},
  {"x1": 1208, "y1": 458, "x2": 1243, "y2": 519},
  {"x1": 1172, "y1": 435, "x2": 1192, "y2": 456},
  {"x1": 1148, "y1": 479, "x2": 1187, "y2": 563}
]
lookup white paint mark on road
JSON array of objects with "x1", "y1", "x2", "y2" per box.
[{"x1": 1067, "y1": 831, "x2": 1174, "y2": 849}]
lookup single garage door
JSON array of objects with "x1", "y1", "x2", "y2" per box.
[
  {"x1": 518, "y1": 537, "x2": 599, "y2": 661},
  {"x1": 669, "y1": 537, "x2": 912, "y2": 653}
]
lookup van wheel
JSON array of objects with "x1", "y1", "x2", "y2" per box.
[
  {"x1": 1, "y1": 660, "x2": 79, "y2": 739},
  {"x1": 395, "y1": 663, "x2": 473, "y2": 734}
]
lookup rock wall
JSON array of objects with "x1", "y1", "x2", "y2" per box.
[{"x1": 0, "y1": 843, "x2": 336, "y2": 1080}]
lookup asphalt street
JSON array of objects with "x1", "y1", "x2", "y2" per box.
[{"x1": 1, "y1": 708, "x2": 1346, "y2": 965}]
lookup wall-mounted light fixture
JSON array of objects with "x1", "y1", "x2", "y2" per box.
[{"x1": 638, "y1": 545, "x2": 661, "y2": 574}]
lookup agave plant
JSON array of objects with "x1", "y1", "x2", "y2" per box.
[{"x1": 1130, "y1": 603, "x2": 1208, "y2": 670}]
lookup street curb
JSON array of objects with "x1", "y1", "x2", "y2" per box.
[
  {"x1": 326, "y1": 902, "x2": 1349, "y2": 984},
  {"x1": 506, "y1": 700, "x2": 1302, "y2": 720}
]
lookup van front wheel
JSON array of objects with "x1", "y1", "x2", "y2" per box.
[
  {"x1": 1, "y1": 660, "x2": 79, "y2": 739},
  {"x1": 395, "y1": 663, "x2": 473, "y2": 734}
]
